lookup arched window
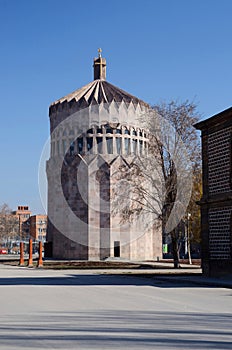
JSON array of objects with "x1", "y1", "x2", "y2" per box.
[
  {"x1": 106, "y1": 137, "x2": 113, "y2": 154},
  {"x1": 87, "y1": 137, "x2": 93, "y2": 151},
  {"x1": 96, "y1": 137, "x2": 103, "y2": 153},
  {"x1": 56, "y1": 141, "x2": 60, "y2": 155},
  {"x1": 106, "y1": 127, "x2": 113, "y2": 134},
  {"x1": 124, "y1": 138, "x2": 129, "y2": 154},
  {"x1": 62, "y1": 140, "x2": 67, "y2": 155},
  {"x1": 132, "y1": 139, "x2": 137, "y2": 153},
  {"x1": 132, "y1": 129, "x2": 137, "y2": 136},
  {"x1": 70, "y1": 141, "x2": 75, "y2": 156},
  {"x1": 116, "y1": 138, "x2": 121, "y2": 154},
  {"x1": 144, "y1": 141, "x2": 147, "y2": 153},
  {"x1": 78, "y1": 138, "x2": 83, "y2": 154},
  {"x1": 124, "y1": 129, "x2": 129, "y2": 135}
]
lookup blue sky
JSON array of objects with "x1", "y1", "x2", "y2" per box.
[{"x1": 0, "y1": 0, "x2": 232, "y2": 213}]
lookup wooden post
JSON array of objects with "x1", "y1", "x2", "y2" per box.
[
  {"x1": 37, "y1": 241, "x2": 43, "y2": 268},
  {"x1": 28, "y1": 239, "x2": 33, "y2": 267},
  {"x1": 19, "y1": 242, "x2": 24, "y2": 266}
]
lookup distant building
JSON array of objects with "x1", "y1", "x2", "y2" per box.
[
  {"x1": 195, "y1": 107, "x2": 232, "y2": 276},
  {"x1": 12, "y1": 206, "x2": 31, "y2": 239},
  {"x1": 29, "y1": 215, "x2": 47, "y2": 242},
  {"x1": 12, "y1": 207, "x2": 47, "y2": 242}
]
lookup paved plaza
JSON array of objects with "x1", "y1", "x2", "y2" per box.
[{"x1": 0, "y1": 264, "x2": 232, "y2": 349}]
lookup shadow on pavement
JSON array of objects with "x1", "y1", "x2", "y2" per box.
[
  {"x1": 0, "y1": 273, "x2": 215, "y2": 288},
  {"x1": 0, "y1": 310, "x2": 231, "y2": 349}
]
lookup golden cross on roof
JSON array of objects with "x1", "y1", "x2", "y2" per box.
[{"x1": 98, "y1": 48, "x2": 102, "y2": 58}]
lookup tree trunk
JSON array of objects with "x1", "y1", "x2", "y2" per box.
[{"x1": 171, "y1": 233, "x2": 180, "y2": 268}]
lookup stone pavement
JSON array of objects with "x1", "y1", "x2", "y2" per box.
[
  {"x1": 2, "y1": 258, "x2": 232, "y2": 289},
  {"x1": 0, "y1": 264, "x2": 232, "y2": 350}
]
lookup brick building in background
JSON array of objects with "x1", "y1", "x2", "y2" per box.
[
  {"x1": 29, "y1": 215, "x2": 47, "y2": 242},
  {"x1": 12, "y1": 206, "x2": 31, "y2": 239},
  {"x1": 195, "y1": 107, "x2": 232, "y2": 276},
  {"x1": 12, "y1": 207, "x2": 47, "y2": 242}
]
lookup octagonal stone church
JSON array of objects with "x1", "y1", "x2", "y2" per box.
[{"x1": 45, "y1": 50, "x2": 162, "y2": 260}]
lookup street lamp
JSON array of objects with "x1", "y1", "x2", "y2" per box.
[{"x1": 187, "y1": 212, "x2": 192, "y2": 265}]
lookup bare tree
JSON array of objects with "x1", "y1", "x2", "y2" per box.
[
  {"x1": 113, "y1": 100, "x2": 201, "y2": 268},
  {"x1": 0, "y1": 204, "x2": 19, "y2": 247},
  {"x1": 152, "y1": 100, "x2": 201, "y2": 267}
]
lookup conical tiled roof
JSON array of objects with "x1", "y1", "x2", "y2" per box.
[
  {"x1": 50, "y1": 50, "x2": 150, "y2": 117},
  {"x1": 50, "y1": 79, "x2": 149, "y2": 109}
]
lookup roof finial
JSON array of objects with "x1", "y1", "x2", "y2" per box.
[
  {"x1": 98, "y1": 48, "x2": 102, "y2": 58},
  {"x1": 93, "y1": 49, "x2": 106, "y2": 80}
]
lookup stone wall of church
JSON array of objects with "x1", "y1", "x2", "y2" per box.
[
  {"x1": 46, "y1": 92, "x2": 163, "y2": 261},
  {"x1": 46, "y1": 151, "x2": 162, "y2": 261}
]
